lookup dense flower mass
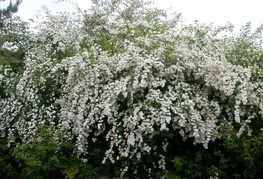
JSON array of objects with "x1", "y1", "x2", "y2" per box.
[{"x1": 1, "y1": 0, "x2": 263, "y2": 177}]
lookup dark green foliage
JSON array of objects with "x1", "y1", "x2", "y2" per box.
[
  {"x1": 0, "y1": 47, "x2": 25, "y2": 73},
  {"x1": 0, "y1": 138, "x2": 19, "y2": 178},
  {"x1": 216, "y1": 129, "x2": 263, "y2": 179},
  {"x1": 165, "y1": 129, "x2": 263, "y2": 179},
  {"x1": 3, "y1": 126, "x2": 263, "y2": 179},
  {"x1": 13, "y1": 125, "x2": 97, "y2": 179},
  {"x1": 163, "y1": 132, "x2": 219, "y2": 179}
]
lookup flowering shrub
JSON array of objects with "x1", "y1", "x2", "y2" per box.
[{"x1": 1, "y1": 0, "x2": 263, "y2": 178}]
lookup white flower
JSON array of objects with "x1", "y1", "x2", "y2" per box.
[{"x1": 127, "y1": 132, "x2": 135, "y2": 147}]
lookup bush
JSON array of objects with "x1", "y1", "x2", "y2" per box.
[
  {"x1": 0, "y1": 0, "x2": 263, "y2": 178},
  {"x1": 13, "y1": 125, "x2": 97, "y2": 179}
]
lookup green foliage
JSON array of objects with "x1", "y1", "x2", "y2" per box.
[
  {"x1": 165, "y1": 129, "x2": 263, "y2": 179},
  {"x1": 163, "y1": 132, "x2": 218, "y2": 179},
  {"x1": 0, "y1": 47, "x2": 25, "y2": 73},
  {"x1": 13, "y1": 125, "x2": 97, "y2": 179},
  {"x1": 0, "y1": 138, "x2": 18, "y2": 178},
  {"x1": 216, "y1": 129, "x2": 263, "y2": 178}
]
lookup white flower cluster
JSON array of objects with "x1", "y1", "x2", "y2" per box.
[{"x1": 1, "y1": 0, "x2": 263, "y2": 177}]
